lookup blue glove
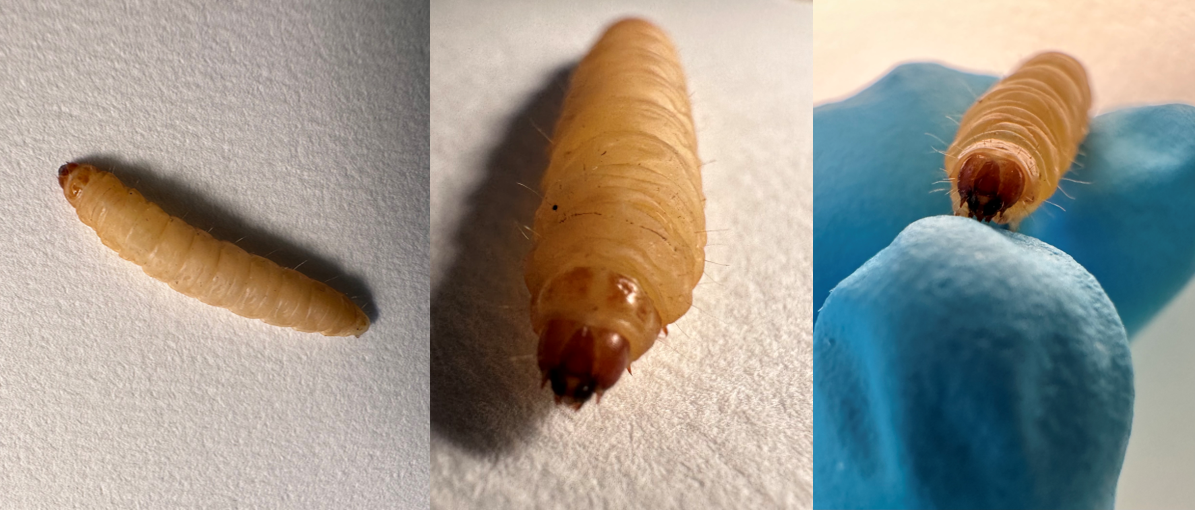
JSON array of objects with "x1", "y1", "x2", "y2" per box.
[
  {"x1": 813, "y1": 63, "x2": 1195, "y2": 336},
  {"x1": 814, "y1": 216, "x2": 1133, "y2": 509}
]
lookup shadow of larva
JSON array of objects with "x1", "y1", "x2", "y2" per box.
[{"x1": 429, "y1": 66, "x2": 572, "y2": 454}]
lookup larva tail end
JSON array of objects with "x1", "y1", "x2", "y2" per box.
[
  {"x1": 329, "y1": 307, "x2": 369, "y2": 337},
  {"x1": 351, "y1": 315, "x2": 370, "y2": 338},
  {"x1": 537, "y1": 319, "x2": 630, "y2": 410},
  {"x1": 955, "y1": 152, "x2": 1025, "y2": 224}
]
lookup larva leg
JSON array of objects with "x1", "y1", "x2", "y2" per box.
[{"x1": 58, "y1": 163, "x2": 369, "y2": 337}]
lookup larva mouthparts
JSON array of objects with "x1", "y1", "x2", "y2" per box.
[{"x1": 59, "y1": 162, "x2": 370, "y2": 337}]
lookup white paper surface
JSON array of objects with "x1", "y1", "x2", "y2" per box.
[
  {"x1": 815, "y1": 2, "x2": 1195, "y2": 507},
  {"x1": 431, "y1": 0, "x2": 812, "y2": 508},
  {"x1": 0, "y1": 1, "x2": 429, "y2": 507}
]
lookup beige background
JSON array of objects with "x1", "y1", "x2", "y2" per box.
[{"x1": 816, "y1": 1, "x2": 1195, "y2": 507}]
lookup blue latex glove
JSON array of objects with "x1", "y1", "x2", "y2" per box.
[
  {"x1": 813, "y1": 63, "x2": 1195, "y2": 336},
  {"x1": 814, "y1": 216, "x2": 1134, "y2": 509}
]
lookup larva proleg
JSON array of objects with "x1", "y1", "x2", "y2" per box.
[
  {"x1": 525, "y1": 19, "x2": 705, "y2": 408},
  {"x1": 59, "y1": 163, "x2": 369, "y2": 337},
  {"x1": 946, "y1": 52, "x2": 1091, "y2": 226}
]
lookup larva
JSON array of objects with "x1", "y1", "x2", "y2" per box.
[
  {"x1": 525, "y1": 18, "x2": 705, "y2": 407},
  {"x1": 58, "y1": 163, "x2": 369, "y2": 337},
  {"x1": 945, "y1": 51, "x2": 1091, "y2": 226}
]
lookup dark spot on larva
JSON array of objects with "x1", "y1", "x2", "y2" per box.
[
  {"x1": 957, "y1": 152, "x2": 1025, "y2": 223},
  {"x1": 552, "y1": 205, "x2": 558, "y2": 210}
]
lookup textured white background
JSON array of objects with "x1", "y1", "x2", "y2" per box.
[
  {"x1": 431, "y1": 0, "x2": 811, "y2": 508},
  {"x1": 815, "y1": 2, "x2": 1195, "y2": 508},
  {"x1": 0, "y1": 1, "x2": 428, "y2": 508}
]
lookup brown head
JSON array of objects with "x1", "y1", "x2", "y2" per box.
[
  {"x1": 58, "y1": 162, "x2": 97, "y2": 207},
  {"x1": 537, "y1": 319, "x2": 630, "y2": 409},
  {"x1": 955, "y1": 152, "x2": 1026, "y2": 223}
]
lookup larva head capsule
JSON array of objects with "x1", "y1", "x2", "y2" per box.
[
  {"x1": 531, "y1": 266, "x2": 662, "y2": 409},
  {"x1": 58, "y1": 162, "x2": 97, "y2": 206},
  {"x1": 537, "y1": 319, "x2": 630, "y2": 408},
  {"x1": 955, "y1": 152, "x2": 1026, "y2": 223}
]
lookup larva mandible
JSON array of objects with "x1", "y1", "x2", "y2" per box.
[
  {"x1": 945, "y1": 51, "x2": 1091, "y2": 226},
  {"x1": 58, "y1": 163, "x2": 370, "y2": 337},
  {"x1": 525, "y1": 18, "x2": 705, "y2": 408}
]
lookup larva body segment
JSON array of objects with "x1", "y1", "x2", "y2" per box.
[
  {"x1": 525, "y1": 19, "x2": 705, "y2": 407},
  {"x1": 946, "y1": 52, "x2": 1091, "y2": 226},
  {"x1": 58, "y1": 163, "x2": 369, "y2": 337}
]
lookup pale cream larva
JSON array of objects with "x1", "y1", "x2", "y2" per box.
[
  {"x1": 945, "y1": 51, "x2": 1092, "y2": 227},
  {"x1": 524, "y1": 18, "x2": 705, "y2": 407},
  {"x1": 58, "y1": 163, "x2": 369, "y2": 337}
]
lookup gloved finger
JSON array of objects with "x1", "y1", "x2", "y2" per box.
[{"x1": 814, "y1": 216, "x2": 1134, "y2": 510}]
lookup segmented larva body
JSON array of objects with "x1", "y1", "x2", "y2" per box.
[
  {"x1": 525, "y1": 18, "x2": 705, "y2": 407},
  {"x1": 945, "y1": 51, "x2": 1091, "y2": 226},
  {"x1": 58, "y1": 163, "x2": 369, "y2": 337}
]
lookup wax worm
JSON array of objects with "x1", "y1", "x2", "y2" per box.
[
  {"x1": 58, "y1": 163, "x2": 369, "y2": 337},
  {"x1": 524, "y1": 19, "x2": 705, "y2": 407},
  {"x1": 945, "y1": 52, "x2": 1091, "y2": 226}
]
